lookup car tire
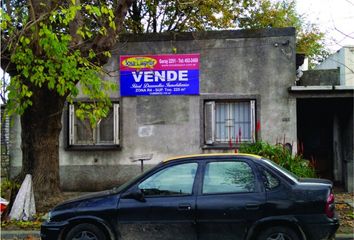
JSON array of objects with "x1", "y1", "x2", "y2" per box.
[
  {"x1": 65, "y1": 223, "x2": 107, "y2": 240},
  {"x1": 257, "y1": 226, "x2": 300, "y2": 240}
]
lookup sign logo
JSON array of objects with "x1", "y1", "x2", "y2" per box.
[
  {"x1": 120, "y1": 54, "x2": 200, "y2": 96},
  {"x1": 121, "y1": 57, "x2": 157, "y2": 70}
]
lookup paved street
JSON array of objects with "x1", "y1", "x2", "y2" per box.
[{"x1": 1, "y1": 231, "x2": 353, "y2": 240}]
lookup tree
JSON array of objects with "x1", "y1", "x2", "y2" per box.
[
  {"x1": 1, "y1": 0, "x2": 134, "y2": 199},
  {"x1": 123, "y1": 0, "x2": 256, "y2": 33},
  {"x1": 123, "y1": 0, "x2": 328, "y2": 66},
  {"x1": 238, "y1": 0, "x2": 328, "y2": 68}
]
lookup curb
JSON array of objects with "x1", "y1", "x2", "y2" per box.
[
  {"x1": 0, "y1": 231, "x2": 353, "y2": 240},
  {"x1": 0, "y1": 230, "x2": 40, "y2": 239},
  {"x1": 336, "y1": 233, "x2": 354, "y2": 240}
]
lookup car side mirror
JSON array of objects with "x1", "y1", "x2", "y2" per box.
[{"x1": 122, "y1": 188, "x2": 146, "y2": 202}]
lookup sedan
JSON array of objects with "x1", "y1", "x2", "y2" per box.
[{"x1": 41, "y1": 153, "x2": 339, "y2": 240}]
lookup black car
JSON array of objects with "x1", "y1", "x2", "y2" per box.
[{"x1": 41, "y1": 153, "x2": 339, "y2": 240}]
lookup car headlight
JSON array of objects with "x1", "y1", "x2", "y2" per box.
[{"x1": 42, "y1": 211, "x2": 52, "y2": 222}]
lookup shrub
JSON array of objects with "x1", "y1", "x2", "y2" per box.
[
  {"x1": 1, "y1": 179, "x2": 20, "y2": 199},
  {"x1": 239, "y1": 141, "x2": 316, "y2": 178}
]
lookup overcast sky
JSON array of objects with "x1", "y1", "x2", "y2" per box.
[{"x1": 296, "y1": 0, "x2": 354, "y2": 52}]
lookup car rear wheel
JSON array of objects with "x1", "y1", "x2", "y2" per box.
[
  {"x1": 65, "y1": 223, "x2": 107, "y2": 240},
  {"x1": 257, "y1": 226, "x2": 300, "y2": 240}
]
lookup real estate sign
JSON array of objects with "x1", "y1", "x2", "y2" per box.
[{"x1": 120, "y1": 54, "x2": 200, "y2": 96}]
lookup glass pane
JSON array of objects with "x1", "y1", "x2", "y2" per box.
[
  {"x1": 232, "y1": 102, "x2": 238, "y2": 140},
  {"x1": 203, "y1": 162, "x2": 255, "y2": 194},
  {"x1": 263, "y1": 170, "x2": 280, "y2": 190},
  {"x1": 75, "y1": 118, "x2": 94, "y2": 144},
  {"x1": 216, "y1": 103, "x2": 227, "y2": 141},
  {"x1": 214, "y1": 101, "x2": 253, "y2": 143},
  {"x1": 98, "y1": 110, "x2": 114, "y2": 143},
  {"x1": 232, "y1": 102, "x2": 251, "y2": 141},
  {"x1": 72, "y1": 105, "x2": 117, "y2": 145},
  {"x1": 138, "y1": 163, "x2": 198, "y2": 196}
]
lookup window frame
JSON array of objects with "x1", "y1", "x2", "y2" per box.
[
  {"x1": 65, "y1": 101, "x2": 121, "y2": 150},
  {"x1": 201, "y1": 95, "x2": 259, "y2": 149}
]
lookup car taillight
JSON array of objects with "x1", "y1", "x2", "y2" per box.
[{"x1": 325, "y1": 192, "x2": 335, "y2": 218}]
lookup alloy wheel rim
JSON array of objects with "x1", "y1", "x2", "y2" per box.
[
  {"x1": 72, "y1": 230, "x2": 98, "y2": 240},
  {"x1": 266, "y1": 232, "x2": 291, "y2": 240}
]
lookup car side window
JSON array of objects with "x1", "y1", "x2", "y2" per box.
[
  {"x1": 138, "y1": 163, "x2": 198, "y2": 197},
  {"x1": 263, "y1": 169, "x2": 280, "y2": 190},
  {"x1": 203, "y1": 161, "x2": 255, "y2": 194}
]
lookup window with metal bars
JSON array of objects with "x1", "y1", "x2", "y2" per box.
[{"x1": 204, "y1": 100, "x2": 256, "y2": 145}]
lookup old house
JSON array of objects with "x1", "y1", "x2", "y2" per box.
[{"x1": 8, "y1": 28, "x2": 354, "y2": 191}]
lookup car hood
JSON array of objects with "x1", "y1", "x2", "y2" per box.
[
  {"x1": 52, "y1": 189, "x2": 120, "y2": 212},
  {"x1": 62, "y1": 190, "x2": 115, "y2": 204}
]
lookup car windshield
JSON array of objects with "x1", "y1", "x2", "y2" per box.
[
  {"x1": 112, "y1": 162, "x2": 167, "y2": 193},
  {"x1": 262, "y1": 158, "x2": 299, "y2": 183},
  {"x1": 112, "y1": 164, "x2": 159, "y2": 193},
  {"x1": 112, "y1": 174, "x2": 142, "y2": 193}
]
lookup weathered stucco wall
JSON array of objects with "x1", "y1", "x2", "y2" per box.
[
  {"x1": 300, "y1": 69, "x2": 340, "y2": 86},
  {"x1": 10, "y1": 28, "x2": 298, "y2": 191}
]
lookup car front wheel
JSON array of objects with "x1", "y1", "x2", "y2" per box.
[
  {"x1": 257, "y1": 226, "x2": 300, "y2": 240},
  {"x1": 65, "y1": 223, "x2": 107, "y2": 240}
]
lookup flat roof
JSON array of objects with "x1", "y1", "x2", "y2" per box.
[
  {"x1": 289, "y1": 85, "x2": 354, "y2": 98},
  {"x1": 290, "y1": 86, "x2": 354, "y2": 91},
  {"x1": 119, "y1": 27, "x2": 295, "y2": 42}
]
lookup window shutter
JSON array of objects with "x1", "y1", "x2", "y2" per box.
[
  {"x1": 113, "y1": 103, "x2": 120, "y2": 145},
  {"x1": 250, "y1": 100, "x2": 256, "y2": 142},
  {"x1": 204, "y1": 101, "x2": 215, "y2": 145},
  {"x1": 69, "y1": 104, "x2": 75, "y2": 145}
]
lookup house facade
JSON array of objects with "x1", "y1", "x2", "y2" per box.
[{"x1": 8, "y1": 28, "x2": 354, "y2": 192}]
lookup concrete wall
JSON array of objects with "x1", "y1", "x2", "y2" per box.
[
  {"x1": 343, "y1": 100, "x2": 354, "y2": 192},
  {"x1": 300, "y1": 69, "x2": 339, "y2": 86},
  {"x1": 332, "y1": 98, "x2": 354, "y2": 192},
  {"x1": 10, "y1": 28, "x2": 297, "y2": 191}
]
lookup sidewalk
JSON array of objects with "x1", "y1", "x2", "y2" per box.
[
  {"x1": 1, "y1": 230, "x2": 40, "y2": 239},
  {"x1": 0, "y1": 230, "x2": 353, "y2": 240}
]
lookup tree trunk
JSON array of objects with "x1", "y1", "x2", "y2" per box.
[{"x1": 17, "y1": 85, "x2": 66, "y2": 200}]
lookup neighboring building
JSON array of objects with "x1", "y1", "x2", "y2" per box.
[
  {"x1": 8, "y1": 28, "x2": 354, "y2": 192},
  {"x1": 290, "y1": 46, "x2": 354, "y2": 192},
  {"x1": 314, "y1": 46, "x2": 354, "y2": 86}
]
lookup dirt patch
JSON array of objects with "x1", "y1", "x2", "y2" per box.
[{"x1": 335, "y1": 192, "x2": 354, "y2": 234}]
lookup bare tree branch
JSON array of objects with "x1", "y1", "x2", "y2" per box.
[{"x1": 333, "y1": 25, "x2": 354, "y2": 39}]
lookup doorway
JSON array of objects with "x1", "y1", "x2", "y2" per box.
[{"x1": 297, "y1": 99, "x2": 334, "y2": 179}]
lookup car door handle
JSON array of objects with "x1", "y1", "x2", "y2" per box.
[
  {"x1": 178, "y1": 203, "x2": 192, "y2": 211},
  {"x1": 245, "y1": 203, "x2": 260, "y2": 210}
]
